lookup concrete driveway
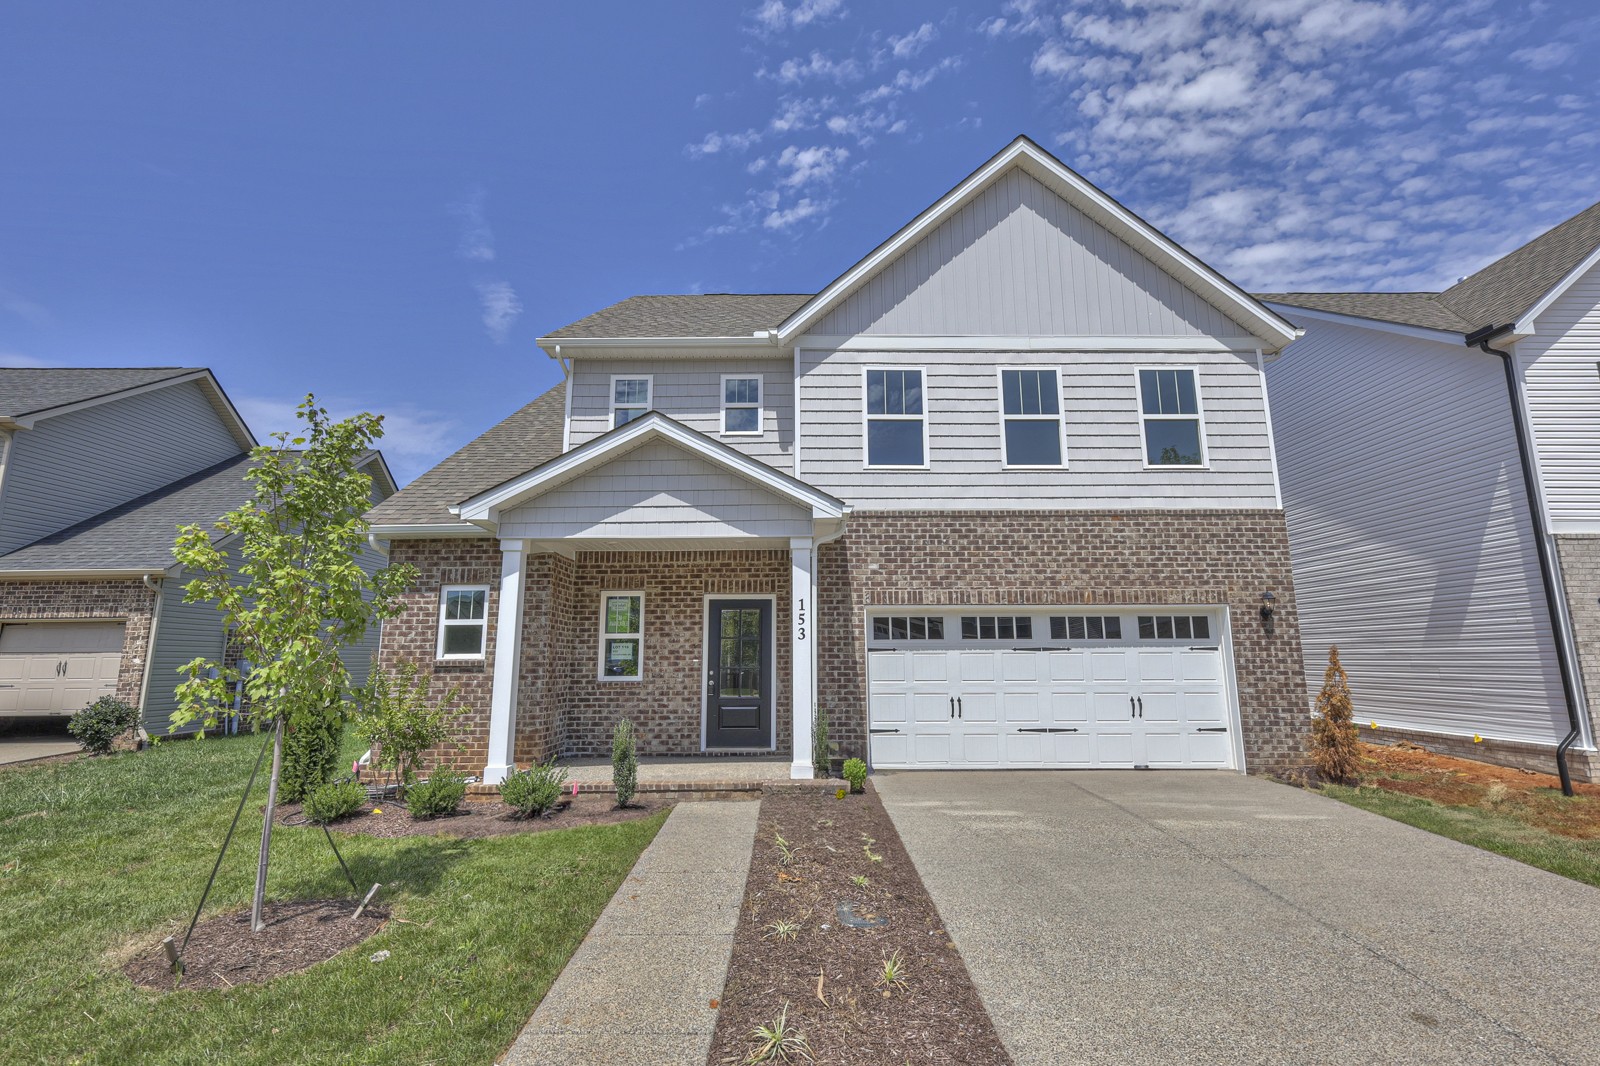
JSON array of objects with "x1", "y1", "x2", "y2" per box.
[
  {"x1": 0, "y1": 719, "x2": 77, "y2": 766},
  {"x1": 876, "y1": 770, "x2": 1600, "y2": 1066}
]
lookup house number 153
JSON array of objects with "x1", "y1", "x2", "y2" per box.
[{"x1": 796, "y1": 598, "x2": 807, "y2": 641}]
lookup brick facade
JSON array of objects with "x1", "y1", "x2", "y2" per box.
[
  {"x1": 1556, "y1": 535, "x2": 1600, "y2": 751},
  {"x1": 0, "y1": 578, "x2": 159, "y2": 710}
]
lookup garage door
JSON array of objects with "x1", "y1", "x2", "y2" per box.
[
  {"x1": 0, "y1": 622, "x2": 125, "y2": 716},
  {"x1": 867, "y1": 610, "x2": 1237, "y2": 770}
]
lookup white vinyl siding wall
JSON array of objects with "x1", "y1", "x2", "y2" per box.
[
  {"x1": 569, "y1": 359, "x2": 794, "y2": 473},
  {"x1": 1515, "y1": 261, "x2": 1600, "y2": 527},
  {"x1": 1266, "y1": 316, "x2": 1568, "y2": 744},
  {"x1": 795, "y1": 349, "x2": 1276, "y2": 508}
]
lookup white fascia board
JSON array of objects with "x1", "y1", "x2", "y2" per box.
[
  {"x1": 368, "y1": 522, "x2": 490, "y2": 538},
  {"x1": 1511, "y1": 243, "x2": 1600, "y2": 337},
  {"x1": 535, "y1": 336, "x2": 782, "y2": 360},
  {"x1": 797, "y1": 334, "x2": 1265, "y2": 353},
  {"x1": 0, "y1": 567, "x2": 168, "y2": 580},
  {"x1": 777, "y1": 137, "x2": 1300, "y2": 350},
  {"x1": 1263, "y1": 302, "x2": 1468, "y2": 346},
  {"x1": 455, "y1": 412, "x2": 846, "y2": 524}
]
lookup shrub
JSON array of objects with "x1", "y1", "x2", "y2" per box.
[
  {"x1": 500, "y1": 758, "x2": 568, "y2": 818},
  {"x1": 1310, "y1": 645, "x2": 1361, "y2": 785},
  {"x1": 66, "y1": 696, "x2": 138, "y2": 755},
  {"x1": 354, "y1": 661, "x2": 466, "y2": 795},
  {"x1": 842, "y1": 757, "x2": 867, "y2": 794},
  {"x1": 811, "y1": 707, "x2": 831, "y2": 779},
  {"x1": 407, "y1": 771, "x2": 468, "y2": 818},
  {"x1": 612, "y1": 718, "x2": 638, "y2": 809},
  {"x1": 303, "y1": 778, "x2": 367, "y2": 824},
  {"x1": 280, "y1": 702, "x2": 346, "y2": 803}
]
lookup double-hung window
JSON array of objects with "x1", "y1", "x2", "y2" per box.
[
  {"x1": 437, "y1": 585, "x2": 489, "y2": 659},
  {"x1": 611, "y1": 376, "x2": 652, "y2": 428},
  {"x1": 1137, "y1": 368, "x2": 1205, "y2": 467},
  {"x1": 599, "y1": 592, "x2": 644, "y2": 680},
  {"x1": 722, "y1": 375, "x2": 762, "y2": 435},
  {"x1": 864, "y1": 367, "x2": 926, "y2": 467},
  {"x1": 999, "y1": 367, "x2": 1064, "y2": 467}
]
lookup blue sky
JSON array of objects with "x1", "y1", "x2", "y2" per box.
[{"x1": 2, "y1": 0, "x2": 1595, "y2": 482}]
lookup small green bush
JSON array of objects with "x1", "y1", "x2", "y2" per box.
[
  {"x1": 303, "y1": 778, "x2": 367, "y2": 824},
  {"x1": 66, "y1": 696, "x2": 139, "y2": 756},
  {"x1": 280, "y1": 702, "x2": 346, "y2": 803},
  {"x1": 612, "y1": 719, "x2": 638, "y2": 809},
  {"x1": 500, "y1": 758, "x2": 568, "y2": 818},
  {"x1": 407, "y1": 771, "x2": 468, "y2": 818},
  {"x1": 812, "y1": 707, "x2": 831, "y2": 779},
  {"x1": 842, "y1": 757, "x2": 867, "y2": 794}
]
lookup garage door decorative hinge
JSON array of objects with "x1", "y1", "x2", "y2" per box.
[
  {"x1": 1196, "y1": 727, "x2": 1228, "y2": 733},
  {"x1": 1016, "y1": 727, "x2": 1079, "y2": 734},
  {"x1": 1011, "y1": 646, "x2": 1070, "y2": 652},
  {"x1": 869, "y1": 727, "x2": 900, "y2": 734}
]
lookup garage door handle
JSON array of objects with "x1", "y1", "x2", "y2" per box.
[
  {"x1": 1196, "y1": 727, "x2": 1228, "y2": 733},
  {"x1": 957, "y1": 696, "x2": 963, "y2": 718},
  {"x1": 1137, "y1": 697, "x2": 1143, "y2": 718},
  {"x1": 949, "y1": 697, "x2": 955, "y2": 718},
  {"x1": 1130, "y1": 696, "x2": 1136, "y2": 718},
  {"x1": 870, "y1": 727, "x2": 900, "y2": 735}
]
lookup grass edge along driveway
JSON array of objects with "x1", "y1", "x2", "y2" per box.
[{"x1": 0, "y1": 735, "x2": 665, "y2": 1066}]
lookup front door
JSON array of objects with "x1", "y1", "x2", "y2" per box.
[{"x1": 705, "y1": 599, "x2": 773, "y2": 749}]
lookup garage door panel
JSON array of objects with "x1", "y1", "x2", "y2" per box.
[
  {"x1": 870, "y1": 733, "x2": 910, "y2": 767},
  {"x1": 911, "y1": 693, "x2": 951, "y2": 724},
  {"x1": 872, "y1": 692, "x2": 908, "y2": 724},
  {"x1": 1050, "y1": 691, "x2": 1089, "y2": 725},
  {"x1": 868, "y1": 652, "x2": 906, "y2": 683},
  {"x1": 1046, "y1": 652, "x2": 1086, "y2": 682},
  {"x1": 1092, "y1": 691, "x2": 1134, "y2": 725},
  {"x1": 1180, "y1": 650, "x2": 1222, "y2": 682},
  {"x1": 960, "y1": 731, "x2": 1001, "y2": 765},
  {"x1": 956, "y1": 652, "x2": 996, "y2": 683},
  {"x1": 1184, "y1": 690, "x2": 1228, "y2": 726},
  {"x1": 1143, "y1": 729, "x2": 1188, "y2": 767},
  {"x1": 909, "y1": 653, "x2": 948, "y2": 683},
  {"x1": 912, "y1": 732, "x2": 955, "y2": 766},
  {"x1": 961, "y1": 692, "x2": 998, "y2": 723},
  {"x1": 1139, "y1": 691, "x2": 1180, "y2": 725},
  {"x1": 1001, "y1": 690, "x2": 1041, "y2": 725},
  {"x1": 1004, "y1": 733, "x2": 1045, "y2": 765},
  {"x1": 0, "y1": 622, "x2": 125, "y2": 717},
  {"x1": 1089, "y1": 652, "x2": 1128, "y2": 683},
  {"x1": 1053, "y1": 732, "x2": 1095, "y2": 766},
  {"x1": 1135, "y1": 650, "x2": 1177, "y2": 682},
  {"x1": 999, "y1": 652, "x2": 1040, "y2": 682},
  {"x1": 1187, "y1": 732, "x2": 1234, "y2": 768},
  {"x1": 1094, "y1": 731, "x2": 1135, "y2": 764}
]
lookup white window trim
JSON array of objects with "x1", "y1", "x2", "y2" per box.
[
  {"x1": 597, "y1": 590, "x2": 645, "y2": 682},
  {"x1": 995, "y1": 366, "x2": 1068, "y2": 469},
  {"x1": 861, "y1": 365, "x2": 930, "y2": 470},
  {"x1": 1134, "y1": 365, "x2": 1209, "y2": 470},
  {"x1": 610, "y1": 374, "x2": 653, "y2": 430},
  {"x1": 436, "y1": 584, "x2": 490, "y2": 660},
  {"x1": 720, "y1": 373, "x2": 764, "y2": 436}
]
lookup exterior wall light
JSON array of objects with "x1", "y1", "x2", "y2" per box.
[{"x1": 1260, "y1": 591, "x2": 1276, "y2": 635}]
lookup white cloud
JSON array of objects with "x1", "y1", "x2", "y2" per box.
[
  {"x1": 776, "y1": 144, "x2": 850, "y2": 187},
  {"x1": 234, "y1": 395, "x2": 459, "y2": 485},
  {"x1": 750, "y1": 0, "x2": 846, "y2": 34},
  {"x1": 687, "y1": 129, "x2": 763, "y2": 157},
  {"x1": 889, "y1": 22, "x2": 936, "y2": 59},
  {"x1": 765, "y1": 50, "x2": 861, "y2": 84},
  {"x1": 447, "y1": 186, "x2": 495, "y2": 262},
  {"x1": 764, "y1": 197, "x2": 830, "y2": 229},
  {"x1": 0, "y1": 351, "x2": 54, "y2": 367},
  {"x1": 475, "y1": 281, "x2": 523, "y2": 343},
  {"x1": 1511, "y1": 43, "x2": 1573, "y2": 71}
]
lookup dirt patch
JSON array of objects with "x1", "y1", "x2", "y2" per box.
[
  {"x1": 709, "y1": 783, "x2": 1011, "y2": 1066},
  {"x1": 1360, "y1": 742, "x2": 1600, "y2": 838},
  {"x1": 123, "y1": 899, "x2": 389, "y2": 991},
  {"x1": 275, "y1": 792, "x2": 669, "y2": 839}
]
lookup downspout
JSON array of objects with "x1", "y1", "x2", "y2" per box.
[{"x1": 1467, "y1": 325, "x2": 1583, "y2": 796}]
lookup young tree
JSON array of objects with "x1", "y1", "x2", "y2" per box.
[
  {"x1": 611, "y1": 718, "x2": 638, "y2": 809},
  {"x1": 172, "y1": 397, "x2": 416, "y2": 932},
  {"x1": 1310, "y1": 645, "x2": 1361, "y2": 784},
  {"x1": 354, "y1": 660, "x2": 466, "y2": 795}
]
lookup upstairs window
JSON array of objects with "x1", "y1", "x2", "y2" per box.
[
  {"x1": 1138, "y1": 368, "x2": 1205, "y2": 466},
  {"x1": 722, "y1": 375, "x2": 763, "y2": 435},
  {"x1": 611, "y1": 376, "x2": 652, "y2": 429},
  {"x1": 437, "y1": 585, "x2": 488, "y2": 660},
  {"x1": 865, "y1": 368, "x2": 926, "y2": 468},
  {"x1": 1000, "y1": 368, "x2": 1064, "y2": 467}
]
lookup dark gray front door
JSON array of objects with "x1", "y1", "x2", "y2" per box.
[{"x1": 705, "y1": 599, "x2": 773, "y2": 749}]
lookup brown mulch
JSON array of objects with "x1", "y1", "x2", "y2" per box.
[
  {"x1": 275, "y1": 792, "x2": 669, "y2": 839},
  {"x1": 1359, "y1": 741, "x2": 1600, "y2": 838},
  {"x1": 709, "y1": 782, "x2": 1012, "y2": 1066},
  {"x1": 123, "y1": 899, "x2": 389, "y2": 991}
]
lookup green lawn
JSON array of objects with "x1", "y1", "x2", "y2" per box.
[
  {"x1": 1321, "y1": 783, "x2": 1600, "y2": 888},
  {"x1": 0, "y1": 735, "x2": 665, "y2": 1065}
]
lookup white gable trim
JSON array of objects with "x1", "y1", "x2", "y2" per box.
[
  {"x1": 1511, "y1": 243, "x2": 1600, "y2": 338},
  {"x1": 777, "y1": 137, "x2": 1300, "y2": 351},
  {"x1": 796, "y1": 334, "x2": 1266, "y2": 353},
  {"x1": 1262, "y1": 302, "x2": 1467, "y2": 347},
  {"x1": 454, "y1": 411, "x2": 847, "y2": 527}
]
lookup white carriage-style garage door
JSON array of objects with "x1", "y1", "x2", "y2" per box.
[
  {"x1": 0, "y1": 621, "x2": 125, "y2": 716},
  {"x1": 867, "y1": 609, "x2": 1238, "y2": 770}
]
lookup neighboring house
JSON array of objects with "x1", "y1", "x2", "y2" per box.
[
  {"x1": 1261, "y1": 200, "x2": 1600, "y2": 781},
  {"x1": 369, "y1": 136, "x2": 1312, "y2": 783},
  {"x1": 0, "y1": 367, "x2": 396, "y2": 736}
]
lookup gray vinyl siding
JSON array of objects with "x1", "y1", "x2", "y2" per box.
[
  {"x1": 1515, "y1": 261, "x2": 1600, "y2": 526},
  {"x1": 568, "y1": 358, "x2": 794, "y2": 473},
  {"x1": 794, "y1": 349, "x2": 1278, "y2": 508},
  {"x1": 0, "y1": 381, "x2": 244, "y2": 555},
  {"x1": 811, "y1": 169, "x2": 1250, "y2": 340},
  {"x1": 499, "y1": 439, "x2": 812, "y2": 540},
  {"x1": 1266, "y1": 316, "x2": 1567, "y2": 744},
  {"x1": 143, "y1": 572, "x2": 228, "y2": 735}
]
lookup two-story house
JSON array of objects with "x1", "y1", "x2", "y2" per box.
[
  {"x1": 0, "y1": 367, "x2": 395, "y2": 737},
  {"x1": 1261, "y1": 201, "x2": 1600, "y2": 784},
  {"x1": 367, "y1": 136, "x2": 1312, "y2": 782}
]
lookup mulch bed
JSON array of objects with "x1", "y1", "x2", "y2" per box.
[
  {"x1": 275, "y1": 792, "x2": 668, "y2": 839},
  {"x1": 709, "y1": 782, "x2": 1012, "y2": 1066},
  {"x1": 1358, "y1": 741, "x2": 1600, "y2": 838},
  {"x1": 123, "y1": 899, "x2": 389, "y2": 991}
]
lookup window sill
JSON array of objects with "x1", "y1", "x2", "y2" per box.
[{"x1": 434, "y1": 657, "x2": 487, "y2": 668}]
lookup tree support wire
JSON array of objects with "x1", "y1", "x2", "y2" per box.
[{"x1": 178, "y1": 730, "x2": 273, "y2": 964}]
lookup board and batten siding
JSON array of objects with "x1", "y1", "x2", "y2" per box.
[
  {"x1": 498, "y1": 438, "x2": 812, "y2": 541},
  {"x1": 1515, "y1": 260, "x2": 1600, "y2": 528},
  {"x1": 1266, "y1": 315, "x2": 1568, "y2": 745},
  {"x1": 794, "y1": 349, "x2": 1278, "y2": 508},
  {"x1": 811, "y1": 169, "x2": 1251, "y2": 340},
  {"x1": 0, "y1": 381, "x2": 244, "y2": 555},
  {"x1": 568, "y1": 358, "x2": 794, "y2": 473}
]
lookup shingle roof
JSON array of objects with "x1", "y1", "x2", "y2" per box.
[
  {"x1": 1254, "y1": 292, "x2": 1475, "y2": 333},
  {"x1": 1438, "y1": 199, "x2": 1600, "y2": 328},
  {"x1": 0, "y1": 367, "x2": 199, "y2": 420},
  {"x1": 0, "y1": 454, "x2": 254, "y2": 572},
  {"x1": 544, "y1": 294, "x2": 812, "y2": 339},
  {"x1": 366, "y1": 382, "x2": 567, "y2": 527}
]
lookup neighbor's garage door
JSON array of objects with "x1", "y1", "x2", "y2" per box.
[
  {"x1": 0, "y1": 622, "x2": 125, "y2": 716},
  {"x1": 867, "y1": 610, "x2": 1237, "y2": 770}
]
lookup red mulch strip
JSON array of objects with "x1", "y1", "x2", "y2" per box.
[
  {"x1": 123, "y1": 899, "x2": 389, "y2": 991},
  {"x1": 1360, "y1": 741, "x2": 1600, "y2": 838},
  {"x1": 275, "y1": 792, "x2": 669, "y2": 839},
  {"x1": 709, "y1": 783, "x2": 1012, "y2": 1066}
]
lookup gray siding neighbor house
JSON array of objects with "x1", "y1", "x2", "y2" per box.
[{"x1": 0, "y1": 368, "x2": 396, "y2": 735}]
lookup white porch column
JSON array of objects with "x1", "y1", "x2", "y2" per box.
[
  {"x1": 789, "y1": 537, "x2": 815, "y2": 779},
  {"x1": 484, "y1": 538, "x2": 526, "y2": 784}
]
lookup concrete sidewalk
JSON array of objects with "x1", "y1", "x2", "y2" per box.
[{"x1": 499, "y1": 800, "x2": 758, "y2": 1066}]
